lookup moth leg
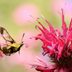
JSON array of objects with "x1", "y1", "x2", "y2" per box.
[{"x1": 21, "y1": 33, "x2": 25, "y2": 43}]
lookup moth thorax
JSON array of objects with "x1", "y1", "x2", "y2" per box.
[{"x1": 10, "y1": 43, "x2": 22, "y2": 48}]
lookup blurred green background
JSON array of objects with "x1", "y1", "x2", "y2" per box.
[{"x1": 0, "y1": 0, "x2": 71, "y2": 72}]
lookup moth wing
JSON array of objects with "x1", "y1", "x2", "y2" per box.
[{"x1": 0, "y1": 26, "x2": 15, "y2": 43}]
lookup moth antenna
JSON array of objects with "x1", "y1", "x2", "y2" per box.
[{"x1": 21, "y1": 33, "x2": 25, "y2": 43}]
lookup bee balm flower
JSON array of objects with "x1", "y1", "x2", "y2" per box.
[{"x1": 34, "y1": 10, "x2": 72, "y2": 72}]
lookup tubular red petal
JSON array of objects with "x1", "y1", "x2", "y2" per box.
[
  {"x1": 33, "y1": 64, "x2": 54, "y2": 72},
  {"x1": 45, "y1": 19, "x2": 55, "y2": 33},
  {"x1": 36, "y1": 34, "x2": 52, "y2": 46},
  {"x1": 61, "y1": 9, "x2": 68, "y2": 37},
  {"x1": 37, "y1": 21, "x2": 48, "y2": 31},
  {"x1": 69, "y1": 18, "x2": 72, "y2": 31}
]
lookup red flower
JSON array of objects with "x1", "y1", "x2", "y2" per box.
[{"x1": 34, "y1": 9, "x2": 72, "y2": 72}]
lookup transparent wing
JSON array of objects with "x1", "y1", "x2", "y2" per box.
[{"x1": 0, "y1": 26, "x2": 15, "y2": 43}]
